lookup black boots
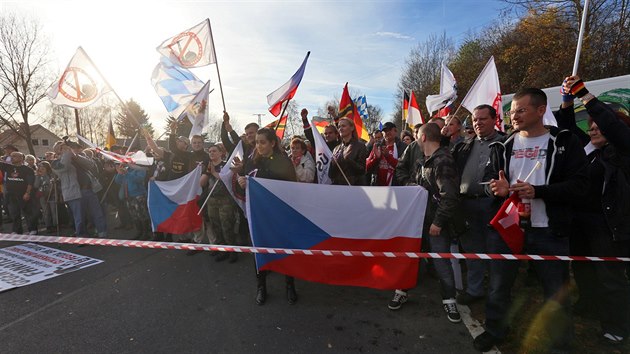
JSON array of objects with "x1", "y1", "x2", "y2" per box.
[
  {"x1": 256, "y1": 271, "x2": 267, "y2": 305},
  {"x1": 286, "y1": 276, "x2": 297, "y2": 305}
]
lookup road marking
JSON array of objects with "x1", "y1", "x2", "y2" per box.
[{"x1": 459, "y1": 304, "x2": 501, "y2": 354}]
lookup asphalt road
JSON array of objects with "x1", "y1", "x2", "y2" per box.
[{"x1": 0, "y1": 227, "x2": 479, "y2": 353}]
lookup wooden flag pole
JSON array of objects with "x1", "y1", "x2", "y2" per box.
[
  {"x1": 572, "y1": 0, "x2": 590, "y2": 76},
  {"x1": 207, "y1": 19, "x2": 227, "y2": 112}
]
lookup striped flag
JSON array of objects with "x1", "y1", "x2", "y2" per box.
[
  {"x1": 407, "y1": 91, "x2": 425, "y2": 126},
  {"x1": 267, "y1": 52, "x2": 310, "y2": 117},
  {"x1": 402, "y1": 91, "x2": 410, "y2": 127},
  {"x1": 106, "y1": 119, "x2": 116, "y2": 150},
  {"x1": 339, "y1": 83, "x2": 369, "y2": 141},
  {"x1": 265, "y1": 115, "x2": 288, "y2": 140}
]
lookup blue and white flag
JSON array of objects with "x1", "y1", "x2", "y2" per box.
[
  {"x1": 151, "y1": 57, "x2": 205, "y2": 118},
  {"x1": 355, "y1": 95, "x2": 369, "y2": 121}
]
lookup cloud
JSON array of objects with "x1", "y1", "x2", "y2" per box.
[{"x1": 375, "y1": 31, "x2": 415, "y2": 41}]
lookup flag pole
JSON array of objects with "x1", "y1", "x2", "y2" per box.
[
  {"x1": 198, "y1": 179, "x2": 220, "y2": 215},
  {"x1": 207, "y1": 19, "x2": 226, "y2": 111},
  {"x1": 572, "y1": 0, "x2": 590, "y2": 76},
  {"x1": 99, "y1": 131, "x2": 139, "y2": 205},
  {"x1": 274, "y1": 99, "x2": 291, "y2": 131}
]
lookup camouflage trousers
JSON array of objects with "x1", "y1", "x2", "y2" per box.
[
  {"x1": 206, "y1": 196, "x2": 237, "y2": 246},
  {"x1": 126, "y1": 195, "x2": 150, "y2": 224}
]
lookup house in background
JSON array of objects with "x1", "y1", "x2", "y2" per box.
[{"x1": 0, "y1": 124, "x2": 62, "y2": 158}]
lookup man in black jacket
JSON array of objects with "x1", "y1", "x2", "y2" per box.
[
  {"x1": 473, "y1": 88, "x2": 589, "y2": 353},
  {"x1": 451, "y1": 104, "x2": 503, "y2": 306}
]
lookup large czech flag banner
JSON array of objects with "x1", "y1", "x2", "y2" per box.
[
  {"x1": 148, "y1": 165, "x2": 203, "y2": 234},
  {"x1": 246, "y1": 178, "x2": 428, "y2": 290}
]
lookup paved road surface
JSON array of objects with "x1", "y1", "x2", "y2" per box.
[{"x1": 0, "y1": 231, "x2": 479, "y2": 353}]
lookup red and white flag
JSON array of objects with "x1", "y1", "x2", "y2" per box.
[
  {"x1": 461, "y1": 56, "x2": 504, "y2": 131},
  {"x1": 47, "y1": 47, "x2": 111, "y2": 109},
  {"x1": 157, "y1": 19, "x2": 216, "y2": 68},
  {"x1": 267, "y1": 52, "x2": 310, "y2": 116},
  {"x1": 407, "y1": 91, "x2": 425, "y2": 126},
  {"x1": 489, "y1": 193, "x2": 525, "y2": 254}
]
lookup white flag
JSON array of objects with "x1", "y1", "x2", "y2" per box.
[
  {"x1": 157, "y1": 19, "x2": 216, "y2": 68},
  {"x1": 311, "y1": 119, "x2": 333, "y2": 185},
  {"x1": 461, "y1": 56, "x2": 504, "y2": 131},
  {"x1": 219, "y1": 141, "x2": 246, "y2": 211},
  {"x1": 177, "y1": 80, "x2": 214, "y2": 139},
  {"x1": 47, "y1": 47, "x2": 111, "y2": 109},
  {"x1": 426, "y1": 63, "x2": 457, "y2": 115}
]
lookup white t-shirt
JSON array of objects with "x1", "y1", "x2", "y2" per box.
[{"x1": 510, "y1": 133, "x2": 550, "y2": 227}]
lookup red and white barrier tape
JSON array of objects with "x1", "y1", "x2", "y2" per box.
[{"x1": 1, "y1": 233, "x2": 629, "y2": 262}]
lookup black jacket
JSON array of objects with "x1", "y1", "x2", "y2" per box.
[
  {"x1": 557, "y1": 99, "x2": 630, "y2": 241},
  {"x1": 484, "y1": 126, "x2": 589, "y2": 237},
  {"x1": 417, "y1": 146, "x2": 460, "y2": 229},
  {"x1": 395, "y1": 141, "x2": 423, "y2": 186}
]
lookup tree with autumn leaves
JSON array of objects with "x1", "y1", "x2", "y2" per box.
[{"x1": 396, "y1": 0, "x2": 630, "y2": 122}]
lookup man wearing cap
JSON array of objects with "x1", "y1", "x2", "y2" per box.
[{"x1": 366, "y1": 122, "x2": 406, "y2": 186}]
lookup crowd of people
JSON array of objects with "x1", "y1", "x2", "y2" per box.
[{"x1": 1, "y1": 75, "x2": 628, "y2": 351}]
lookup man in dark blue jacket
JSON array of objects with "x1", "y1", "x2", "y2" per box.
[{"x1": 473, "y1": 88, "x2": 589, "y2": 353}]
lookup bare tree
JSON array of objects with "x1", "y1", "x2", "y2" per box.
[
  {"x1": 394, "y1": 32, "x2": 456, "y2": 126},
  {"x1": 0, "y1": 13, "x2": 52, "y2": 155}
]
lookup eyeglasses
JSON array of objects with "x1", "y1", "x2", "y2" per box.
[{"x1": 507, "y1": 108, "x2": 528, "y2": 116}]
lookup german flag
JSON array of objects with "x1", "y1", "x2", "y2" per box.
[
  {"x1": 402, "y1": 91, "x2": 410, "y2": 129},
  {"x1": 339, "y1": 83, "x2": 369, "y2": 141},
  {"x1": 265, "y1": 115, "x2": 288, "y2": 140},
  {"x1": 105, "y1": 119, "x2": 116, "y2": 149}
]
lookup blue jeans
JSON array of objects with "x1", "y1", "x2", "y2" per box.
[
  {"x1": 67, "y1": 190, "x2": 107, "y2": 237},
  {"x1": 485, "y1": 227, "x2": 573, "y2": 349},
  {"x1": 459, "y1": 197, "x2": 494, "y2": 297},
  {"x1": 428, "y1": 225, "x2": 456, "y2": 299}
]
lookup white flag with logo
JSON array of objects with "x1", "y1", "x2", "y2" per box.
[
  {"x1": 157, "y1": 19, "x2": 216, "y2": 68},
  {"x1": 47, "y1": 47, "x2": 111, "y2": 109},
  {"x1": 461, "y1": 56, "x2": 504, "y2": 131},
  {"x1": 311, "y1": 119, "x2": 333, "y2": 185}
]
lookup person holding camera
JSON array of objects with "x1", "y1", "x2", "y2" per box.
[
  {"x1": 366, "y1": 122, "x2": 406, "y2": 186},
  {"x1": 52, "y1": 140, "x2": 107, "y2": 238}
]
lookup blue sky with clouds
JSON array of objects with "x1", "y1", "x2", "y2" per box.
[{"x1": 3, "y1": 0, "x2": 504, "y2": 132}]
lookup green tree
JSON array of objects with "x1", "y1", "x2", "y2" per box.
[{"x1": 115, "y1": 98, "x2": 154, "y2": 138}]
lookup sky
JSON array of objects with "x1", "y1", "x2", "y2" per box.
[{"x1": 2, "y1": 0, "x2": 503, "y2": 134}]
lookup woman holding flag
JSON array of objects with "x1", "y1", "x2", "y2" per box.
[
  {"x1": 329, "y1": 117, "x2": 368, "y2": 185},
  {"x1": 235, "y1": 127, "x2": 298, "y2": 305}
]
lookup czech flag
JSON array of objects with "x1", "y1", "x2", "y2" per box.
[
  {"x1": 267, "y1": 52, "x2": 310, "y2": 117},
  {"x1": 148, "y1": 165, "x2": 203, "y2": 234},
  {"x1": 246, "y1": 178, "x2": 428, "y2": 290}
]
